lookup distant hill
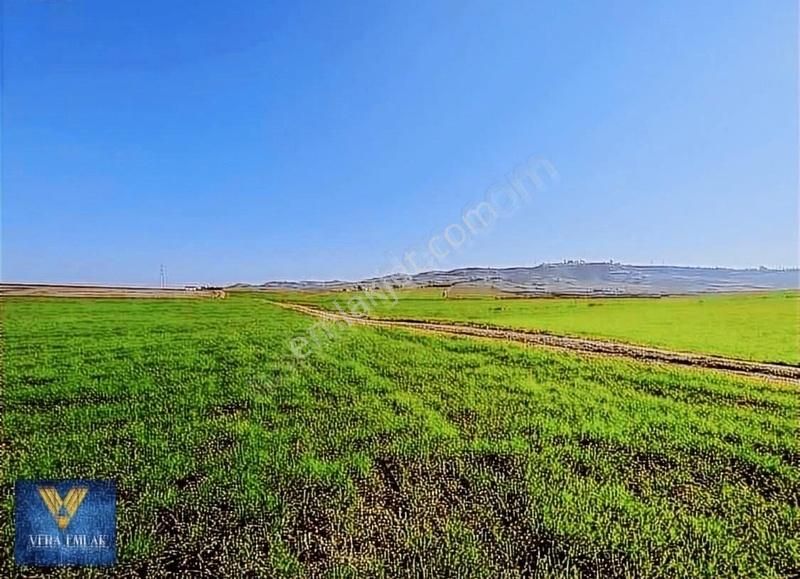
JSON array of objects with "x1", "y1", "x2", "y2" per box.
[{"x1": 231, "y1": 262, "x2": 800, "y2": 296}]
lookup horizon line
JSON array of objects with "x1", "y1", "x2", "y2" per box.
[{"x1": 3, "y1": 260, "x2": 799, "y2": 289}]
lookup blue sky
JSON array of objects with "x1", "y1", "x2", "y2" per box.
[{"x1": 2, "y1": 0, "x2": 797, "y2": 285}]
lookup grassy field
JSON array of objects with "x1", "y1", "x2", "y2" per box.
[
  {"x1": 2, "y1": 295, "x2": 799, "y2": 577},
  {"x1": 295, "y1": 289, "x2": 800, "y2": 365}
]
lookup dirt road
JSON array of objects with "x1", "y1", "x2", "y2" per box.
[{"x1": 279, "y1": 302, "x2": 800, "y2": 384}]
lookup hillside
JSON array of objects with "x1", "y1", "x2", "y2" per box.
[{"x1": 235, "y1": 262, "x2": 800, "y2": 296}]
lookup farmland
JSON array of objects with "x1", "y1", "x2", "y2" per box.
[
  {"x1": 294, "y1": 289, "x2": 800, "y2": 365},
  {"x1": 2, "y1": 294, "x2": 799, "y2": 577}
]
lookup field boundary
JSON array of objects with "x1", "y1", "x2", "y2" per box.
[
  {"x1": 0, "y1": 283, "x2": 225, "y2": 299},
  {"x1": 278, "y1": 302, "x2": 800, "y2": 384}
]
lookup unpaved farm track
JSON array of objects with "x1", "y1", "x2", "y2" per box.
[{"x1": 279, "y1": 302, "x2": 800, "y2": 384}]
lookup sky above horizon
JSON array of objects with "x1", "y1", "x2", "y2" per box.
[{"x1": 2, "y1": 0, "x2": 797, "y2": 285}]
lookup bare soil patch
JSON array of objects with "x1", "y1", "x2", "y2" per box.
[{"x1": 0, "y1": 283, "x2": 224, "y2": 299}]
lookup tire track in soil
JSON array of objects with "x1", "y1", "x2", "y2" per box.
[{"x1": 277, "y1": 302, "x2": 800, "y2": 385}]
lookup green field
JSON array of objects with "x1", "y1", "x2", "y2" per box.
[
  {"x1": 2, "y1": 296, "x2": 799, "y2": 577},
  {"x1": 298, "y1": 290, "x2": 800, "y2": 364}
]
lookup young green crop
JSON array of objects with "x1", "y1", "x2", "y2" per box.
[
  {"x1": 296, "y1": 289, "x2": 800, "y2": 364},
  {"x1": 2, "y1": 295, "x2": 798, "y2": 577}
]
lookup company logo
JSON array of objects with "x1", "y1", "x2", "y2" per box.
[
  {"x1": 15, "y1": 480, "x2": 116, "y2": 567},
  {"x1": 38, "y1": 486, "x2": 89, "y2": 530}
]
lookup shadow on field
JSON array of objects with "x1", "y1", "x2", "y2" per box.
[
  {"x1": 12, "y1": 453, "x2": 634, "y2": 578},
  {"x1": 279, "y1": 452, "x2": 634, "y2": 578}
]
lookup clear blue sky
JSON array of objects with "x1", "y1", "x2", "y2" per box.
[{"x1": 2, "y1": 0, "x2": 797, "y2": 285}]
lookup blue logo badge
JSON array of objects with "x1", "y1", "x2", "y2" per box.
[{"x1": 15, "y1": 480, "x2": 116, "y2": 567}]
